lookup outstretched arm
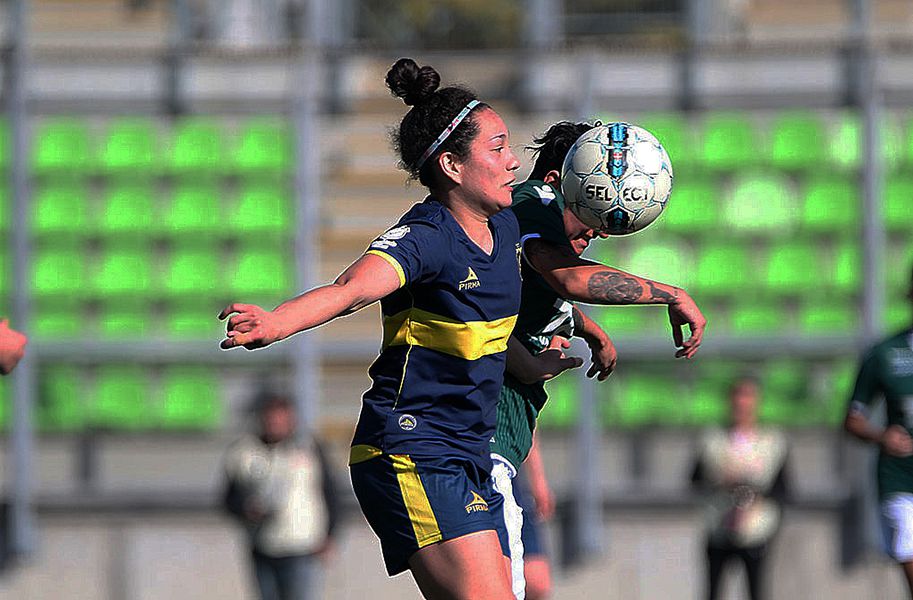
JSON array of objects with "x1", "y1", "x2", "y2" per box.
[
  {"x1": 524, "y1": 238, "x2": 706, "y2": 358},
  {"x1": 219, "y1": 253, "x2": 401, "y2": 350}
]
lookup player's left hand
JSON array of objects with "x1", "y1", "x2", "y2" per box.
[
  {"x1": 585, "y1": 334, "x2": 616, "y2": 380},
  {"x1": 668, "y1": 290, "x2": 706, "y2": 359},
  {"x1": 531, "y1": 482, "x2": 556, "y2": 521}
]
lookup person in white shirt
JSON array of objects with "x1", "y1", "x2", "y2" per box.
[{"x1": 223, "y1": 392, "x2": 339, "y2": 600}]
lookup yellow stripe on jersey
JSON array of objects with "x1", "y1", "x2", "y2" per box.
[
  {"x1": 391, "y1": 454, "x2": 442, "y2": 548},
  {"x1": 365, "y1": 250, "x2": 406, "y2": 288},
  {"x1": 382, "y1": 308, "x2": 518, "y2": 361},
  {"x1": 349, "y1": 444, "x2": 384, "y2": 465}
]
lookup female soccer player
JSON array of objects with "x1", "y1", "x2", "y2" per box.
[
  {"x1": 219, "y1": 59, "x2": 578, "y2": 600},
  {"x1": 491, "y1": 120, "x2": 707, "y2": 598}
]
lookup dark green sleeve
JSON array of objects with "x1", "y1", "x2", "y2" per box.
[
  {"x1": 848, "y1": 349, "x2": 882, "y2": 416},
  {"x1": 510, "y1": 183, "x2": 572, "y2": 249}
]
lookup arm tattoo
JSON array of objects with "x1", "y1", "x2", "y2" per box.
[
  {"x1": 586, "y1": 271, "x2": 643, "y2": 304},
  {"x1": 647, "y1": 281, "x2": 676, "y2": 303}
]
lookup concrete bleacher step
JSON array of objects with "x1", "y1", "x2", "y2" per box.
[{"x1": 31, "y1": 0, "x2": 169, "y2": 49}]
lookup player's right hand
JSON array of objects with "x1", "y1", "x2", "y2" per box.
[
  {"x1": 881, "y1": 425, "x2": 913, "y2": 457},
  {"x1": 533, "y1": 336, "x2": 584, "y2": 382},
  {"x1": 668, "y1": 290, "x2": 706, "y2": 359},
  {"x1": 219, "y1": 303, "x2": 283, "y2": 350}
]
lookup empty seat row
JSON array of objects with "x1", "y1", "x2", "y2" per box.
[
  {"x1": 538, "y1": 359, "x2": 858, "y2": 429},
  {"x1": 0, "y1": 181, "x2": 295, "y2": 237},
  {"x1": 0, "y1": 365, "x2": 221, "y2": 431},
  {"x1": 21, "y1": 246, "x2": 294, "y2": 298},
  {"x1": 636, "y1": 111, "x2": 913, "y2": 172},
  {"x1": 0, "y1": 118, "x2": 293, "y2": 175}
]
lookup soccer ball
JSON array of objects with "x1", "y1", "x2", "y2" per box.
[{"x1": 561, "y1": 122, "x2": 673, "y2": 235}]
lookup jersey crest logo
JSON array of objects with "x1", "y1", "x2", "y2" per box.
[
  {"x1": 458, "y1": 267, "x2": 481, "y2": 291},
  {"x1": 465, "y1": 490, "x2": 489, "y2": 514},
  {"x1": 397, "y1": 414, "x2": 417, "y2": 431},
  {"x1": 370, "y1": 225, "x2": 411, "y2": 250},
  {"x1": 533, "y1": 184, "x2": 556, "y2": 205}
]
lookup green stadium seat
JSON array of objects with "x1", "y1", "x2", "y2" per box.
[
  {"x1": 830, "y1": 113, "x2": 903, "y2": 173},
  {"x1": 661, "y1": 177, "x2": 719, "y2": 234},
  {"x1": 91, "y1": 247, "x2": 154, "y2": 297},
  {"x1": 723, "y1": 174, "x2": 798, "y2": 235},
  {"x1": 626, "y1": 240, "x2": 693, "y2": 289},
  {"x1": 228, "y1": 246, "x2": 294, "y2": 298},
  {"x1": 687, "y1": 378, "x2": 729, "y2": 426},
  {"x1": 886, "y1": 299, "x2": 909, "y2": 333},
  {"x1": 233, "y1": 119, "x2": 293, "y2": 174},
  {"x1": 616, "y1": 373, "x2": 683, "y2": 426},
  {"x1": 31, "y1": 246, "x2": 86, "y2": 297},
  {"x1": 33, "y1": 300, "x2": 84, "y2": 340},
  {"x1": 638, "y1": 113, "x2": 694, "y2": 171},
  {"x1": 33, "y1": 118, "x2": 92, "y2": 174},
  {"x1": 162, "y1": 247, "x2": 221, "y2": 297},
  {"x1": 98, "y1": 301, "x2": 151, "y2": 338},
  {"x1": 728, "y1": 303, "x2": 788, "y2": 335},
  {"x1": 163, "y1": 182, "x2": 223, "y2": 237},
  {"x1": 770, "y1": 112, "x2": 827, "y2": 171},
  {"x1": 539, "y1": 376, "x2": 577, "y2": 429},
  {"x1": 693, "y1": 244, "x2": 751, "y2": 296},
  {"x1": 764, "y1": 359, "x2": 807, "y2": 400},
  {"x1": 885, "y1": 176, "x2": 913, "y2": 233},
  {"x1": 832, "y1": 242, "x2": 862, "y2": 293},
  {"x1": 90, "y1": 365, "x2": 152, "y2": 430},
  {"x1": 167, "y1": 303, "x2": 225, "y2": 339},
  {"x1": 592, "y1": 306, "x2": 648, "y2": 338},
  {"x1": 160, "y1": 367, "x2": 221, "y2": 429},
  {"x1": 32, "y1": 181, "x2": 90, "y2": 239},
  {"x1": 800, "y1": 178, "x2": 860, "y2": 234},
  {"x1": 764, "y1": 242, "x2": 820, "y2": 294},
  {"x1": 98, "y1": 182, "x2": 156, "y2": 238},
  {"x1": 227, "y1": 183, "x2": 294, "y2": 237},
  {"x1": 700, "y1": 113, "x2": 757, "y2": 171},
  {"x1": 37, "y1": 366, "x2": 83, "y2": 431},
  {"x1": 797, "y1": 302, "x2": 857, "y2": 334},
  {"x1": 99, "y1": 118, "x2": 159, "y2": 174},
  {"x1": 168, "y1": 118, "x2": 224, "y2": 174},
  {"x1": 759, "y1": 399, "x2": 799, "y2": 425}
]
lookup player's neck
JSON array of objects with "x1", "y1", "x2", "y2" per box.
[{"x1": 443, "y1": 198, "x2": 494, "y2": 254}]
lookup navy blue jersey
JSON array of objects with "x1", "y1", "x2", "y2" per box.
[{"x1": 351, "y1": 198, "x2": 523, "y2": 472}]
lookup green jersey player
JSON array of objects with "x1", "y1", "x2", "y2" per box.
[
  {"x1": 492, "y1": 121, "x2": 708, "y2": 598},
  {"x1": 845, "y1": 263, "x2": 913, "y2": 597}
]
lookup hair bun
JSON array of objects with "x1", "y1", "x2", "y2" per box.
[{"x1": 386, "y1": 58, "x2": 441, "y2": 107}]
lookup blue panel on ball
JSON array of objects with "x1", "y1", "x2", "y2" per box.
[{"x1": 608, "y1": 123, "x2": 629, "y2": 178}]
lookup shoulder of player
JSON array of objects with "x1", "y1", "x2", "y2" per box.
[
  {"x1": 511, "y1": 179, "x2": 561, "y2": 208},
  {"x1": 871, "y1": 330, "x2": 912, "y2": 355}
]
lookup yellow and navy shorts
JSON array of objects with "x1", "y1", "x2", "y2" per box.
[{"x1": 349, "y1": 445, "x2": 509, "y2": 576}]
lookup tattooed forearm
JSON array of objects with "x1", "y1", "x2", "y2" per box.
[
  {"x1": 647, "y1": 281, "x2": 677, "y2": 304},
  {"x1": 587, "y1": 271, "x2": 643, "y2": 304}
]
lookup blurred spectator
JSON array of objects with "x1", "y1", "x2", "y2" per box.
[
  {"x1": 223, "y1": 392, "x2": 339, "y2": 600},
  {"x1": 691, "y1": 376, "x2": 790, "y2": 600},
  {"x1": 844, "y1": 262, "x2": 913, "y2": 597},
  {"x1": 515, "y1": 436, "x2": 554, "y2": 600},
  {"x1": 0, "y1": 319, "x2": 27, "y2": 376}
]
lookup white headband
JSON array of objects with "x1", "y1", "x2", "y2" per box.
[{"x1": 416, "y1": 99, "x2": 481, "y2": 170}]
